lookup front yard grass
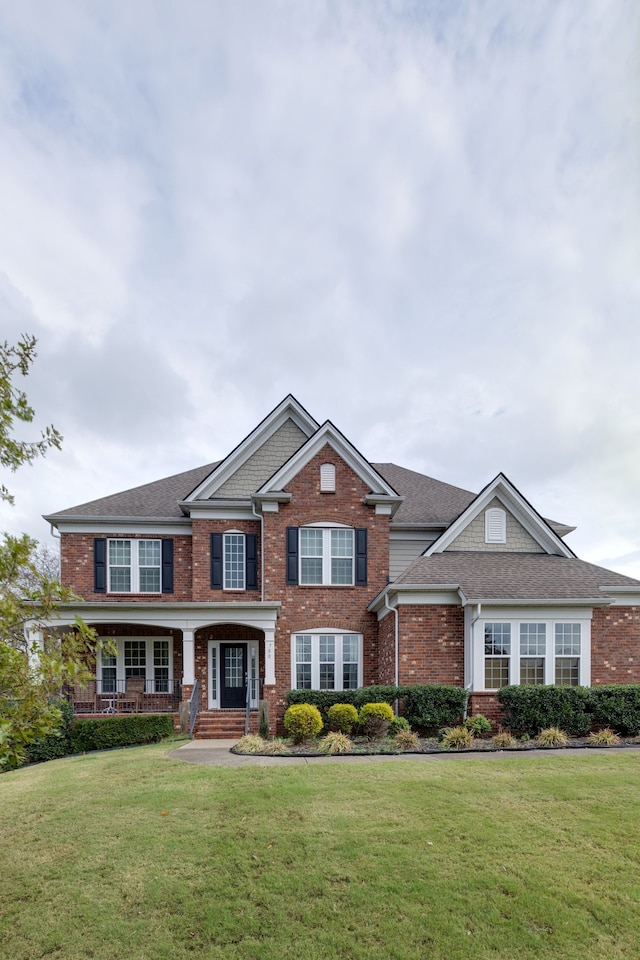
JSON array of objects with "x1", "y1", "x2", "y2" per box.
[{"x1": 1, "y1": 746, "x2": 639, "y2": 959}]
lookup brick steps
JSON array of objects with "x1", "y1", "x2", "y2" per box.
[{"x1": 193, "y1": 709, "x2": 259, "y2": 739}]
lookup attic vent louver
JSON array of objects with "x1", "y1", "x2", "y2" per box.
[
  {"x1": 485, "y1": 507, "x2": 506, "y2": 543},
  {"x1": 320, "y1": 462, "x2": 336, "y2": 492}
]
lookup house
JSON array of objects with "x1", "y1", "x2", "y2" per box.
[{"x1": 43, "y1": 395, "x2": 640, "y2": 736}]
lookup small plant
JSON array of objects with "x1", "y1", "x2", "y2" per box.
[
  {"x1": 440, "y1": 726, "x2": 474, "y2": 750},
  {"x1": 261, "y1": 738, "x2": 288, "y2": 755},
  {"x1": 388, "y1": 715, "x2": 411, "y2": 737},
  {"x1": 359, "y1": 702, "x2": 395, "y2": 740},
  {"x1": 283, "y1": 704, "x2": 323, "y2": 744},
  {"x1": 392, "y1": 729, "x2": 421, "y2": 751},
  {"x1": 519, "y1": 732, "x2": 530, "y2": 743},
  {"x1": 491, "y1": 731, "x2": 515, "y2": 749},
  {"x1": 319, "y1": 732, "x2": 353, "y2": 754},
  {"x1": 587, "y1": 728, "x2": 621, "y2": 747},
  {"x1": 535, "y1": 727, "x2": 568, "y2": 747},
  {"x1": 463, "y1": 714, "x2": 492, "y2": 737},
  {"x1": 235, "y1": 734, "x2": 266, "y2": 754},
  {"x1": 327, "y1": 703, "x2": 359, "y2": 734}
]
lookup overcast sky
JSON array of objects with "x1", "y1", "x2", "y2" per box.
[{"x1": 1, "y1": 1, "x2": 639, "y2": 577}]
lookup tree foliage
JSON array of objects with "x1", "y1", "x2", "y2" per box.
[
  {"x1": 1, "y1": 334, "x2": 62, "y2": 504},
  {"x1": 0, "y1": 336, "x2": 109, "y2": 770}
]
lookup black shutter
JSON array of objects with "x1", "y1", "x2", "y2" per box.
[
  {"x1": 161, "y1": 539, "x2": 174, "y2": 593},
  {"x1": 245, "y1": 534, "x2": 258, "y2": 590},
  {"x1": 355, "y1": 528, "x2": 367, "y2": 586},
  {"x1": 211, "y1": 533, "x2": 223, "y2": 589},
  {"x1": 94, "y1": 538, "x2": 106, "y2": 593},
  {"x1": 286, "y1": 526, "x2": 299, "y2": 585}
]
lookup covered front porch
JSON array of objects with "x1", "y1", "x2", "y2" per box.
[{"x1": 39, "y1": 601, "x2": 281, "y2": 734}]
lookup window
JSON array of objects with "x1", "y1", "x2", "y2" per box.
[
  {"x1": 299, "y1": 527, "x2": 354, "y2": 585},
  {"x1": 484, "y1": 622, "x2": 511, "y2": 689},
  {"x1": 480, "y1": 618, "x2": 585, "y2": 689},
  {"x1": 224, "y1": 533, "x2": 245, "y2": 590},
  {"x1": 292, "y1": 632, "x2": 362, "y2": 690},
  {"x1": 485, "y1": 507, "x2": 506, "y2": 543},
  {"x1": 97, "y1": 636, "x2": 173, "y2": 694},
  {"x1": 108, "y1": 539, "x2": 161, "y2": 594}
]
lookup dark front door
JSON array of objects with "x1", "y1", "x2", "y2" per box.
[{"x1": 220, "y1": 643, "x2": 247, "y2": 708}]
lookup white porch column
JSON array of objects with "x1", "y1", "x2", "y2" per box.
[
  {"x1": 182, "y1": 629, "x2": 195, "y2": 685},
  {"x1": 25, "y1": 625, "x2": 44, "y2": 672},
  {"x1": 264, "y1": 627, "x2": 276, "y2": 685}
]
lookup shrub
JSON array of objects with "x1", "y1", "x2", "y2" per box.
[
  {"x1": 319, "y1": 732, "x2": 353, "y2": 754},
  {"x1": 497, "y1": 685, "x2": 591, "y2": 736},
  {"x1": 327, "y1": 703, "x2": 359, "y2": 734},
  {"x1": 535, "y1": 727, "x2": 568, "y2": 747},
  {"x1": 587, "y1": 685, "x2": 640, "y2": 736},
  {"x1": 463, "y1": 714, "x2": 492, "y2": 737},
  {"x1": 235, "y1": 734, "x2": 266, "y2": 754},
  {"x1": 402, "y1": 685, "x2": 468, "y2": 731},
  {"x1": 491, "y1": 731, "x2": 515, "y2": 748},
  {"x1": 26, "y1": 699, "x2": 74, "y2": 764},
  {"x1": 388, "y1": 715, "x2": 411, "y2": 737},
  {"x1": 359, "y1": 702, "x2": 394, "y2": 740},
  {"x1": 587, "y1": 728, "x2": 621, "y2": 747},
  {"x1": 283, "y1": 704, "x2": 323, "y2": 743},
  {"x1": 285, "y1": 686, "x2": 401, "y2": 715},
  {"x1": 392, "y1": 729, "x2": 421, "y2": 751},
  {"x1": 440, "y1": 726, "x2": 474, "y2": 750},
  {"x1": 70, "y1": 715, "x2": 174, "y2": 753}
]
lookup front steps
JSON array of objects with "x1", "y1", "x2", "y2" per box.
[{"x1": 193, "y1": 709, "x2": 259, "y2": 739}]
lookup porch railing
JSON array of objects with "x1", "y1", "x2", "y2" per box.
[
  {"x1": 189, "y1": 679, "x2": 200, "y2": 738},
  {"x1": 66, "y1": 679, "x2": 182, "y2": 715}
]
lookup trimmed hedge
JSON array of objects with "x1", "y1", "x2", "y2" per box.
[
  {"x1": 286, "y1": 686, "x2": 402, "y2": 713},
  {"x1": 497, "y1": 685, "x2": 592, "y2": 737},
  {"x1": 401, "y1": 685, "x2": 469, "y2": 731},
  {"x1": 70, "y1": 715, "x2": 174, "y2": 753},
  {"x1": 26, "y1": 699, "x2": 74, "y2": 764},
  {"x1": 588, "y1": 685, "x2": 640, "y2": 736}
]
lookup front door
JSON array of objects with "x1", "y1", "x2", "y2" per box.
[{"x1": 220, "y1": 643, "x2": 247, "y2": 708}]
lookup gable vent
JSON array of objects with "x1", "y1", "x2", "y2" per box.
[
  {"x1": 320, "y1": 463, "x2": 336, "y2": 492},
  {"x1": 485, "y1": 507, "x2": 506, "y2": 543}
]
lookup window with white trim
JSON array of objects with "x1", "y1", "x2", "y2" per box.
[
  {"x1": 481, "y1": 619, "x2": 583, "y2": 689},
  {"x1": 224, "y1": 533, "x2": 245, "y2": 590},
  {"x1": 98, "y1": 637, "x2": 173, "y2": 694},
  {"x1": 300, "y1": 527, "x2": 354, "y2": 585},
  {"x1": 108, "y1": 539, "x2": 161, "y2": 593},
  {"x1": 292, "y1": 632, "x2": 362, "y2": 690},
  {"x1": 485, "y1": 507, "x2": 506, "y2": 543}
]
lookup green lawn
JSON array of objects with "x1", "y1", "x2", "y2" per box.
[{"x1": 1, "y1": 746, "x2": 639, "y2": 960}]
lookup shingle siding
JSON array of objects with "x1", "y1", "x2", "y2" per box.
[
  {"x1": 447, "y1": 498, "x2": 544, "y2": 553},
  {"x1": 215, "y1": 420, "x2": 308, "y2": 497}
]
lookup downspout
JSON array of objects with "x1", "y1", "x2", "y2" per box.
[
  {"x1": 464, "y1": 602, "x2": 482, "y2": 720},
  {"x1": 251, "y1": 499, "x2": 265, "y2": 603},
  {"x1": 49, "y1": 522, "x2": 60, "y2": 540},
  {"x1": 382, "y1": 591, "x2": 399, "y2": 714}
]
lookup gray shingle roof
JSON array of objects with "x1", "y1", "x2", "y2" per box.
[
  {"x1": 394, "y1": 552, "x2": 640, "y2": 598},
  {"x1": 372, "y1": 464, "x2": 476, "y2": 524},
  {"x1": 46, "y1": 462, "x2": 221, "y2": 519}
]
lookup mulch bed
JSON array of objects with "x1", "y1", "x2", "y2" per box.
[{"x1": 232, "y1": 736, "x2": 640, "y2": 758}]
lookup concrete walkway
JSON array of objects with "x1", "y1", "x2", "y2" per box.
[{"x1": 168, "y1": 738, "x2": 640, "y2": 767}]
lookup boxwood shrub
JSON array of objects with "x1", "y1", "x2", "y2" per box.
[
  {"x1": 497, "y1": 685, "x2": 592, "y2": 737},
  {"x1": 401, "y1": 685, "x2": 468, "y2": 732},
  {"x1": 26, "y1": 699, "x2": 75, "y2": 764},
  {"x1": 70, "y1": 714, "x2": 174, "y2": 753},
  {"x1": 587, "y1": 685, "x2": 640, "y2": 736}
]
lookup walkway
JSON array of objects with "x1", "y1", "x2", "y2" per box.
[{"x1": 168, "y1": 739, "x2": 639, "y2": 767}]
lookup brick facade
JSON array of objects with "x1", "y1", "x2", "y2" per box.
[
  {"x1": 396, "y1": 606, "x2": 464, "y2": 686},
  {"x1": 591, "y1": 606, "x2": 640, "y2": 684}
]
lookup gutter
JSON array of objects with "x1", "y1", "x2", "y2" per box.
[{"x1": 251, "y1": 499, "x2": 265, "y2": 602}]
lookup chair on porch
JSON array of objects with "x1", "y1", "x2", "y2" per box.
[
  {"x1": 124, "y1": 676, "x2": 145, "y2": 712},
  {"x1": 72, "y1": 681, "x2": 96, "y2": 714}
]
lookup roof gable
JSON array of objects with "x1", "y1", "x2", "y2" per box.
[
  {"x1": 185, "y1": 395, "x2": 318, "y2": 502},
  {"x1": 425, "y1": 474, "x2": 575, "y2": 559},
  {"x1": 256, "y1": 420, "x2": 403, "y2": 512}
]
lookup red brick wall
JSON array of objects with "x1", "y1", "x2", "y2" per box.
[
  {"x1": 191, "y1": 518, "x2": 261, "y2": 601},
  {"x1": 378, "y1": 609, "x2": 396, "y2": 685},
  {"x1": 60, "y1": 533, "x2": 193, "y2": 601},
  {"x1": 396, "y1": 605, "x2": 464, "y2": 685},
  {"x1": 591, "y1": 606, "x2": 640, "y2": 683},
  {"x1": 262, "y1": 445, "x2": 390, "y2": 731}
]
